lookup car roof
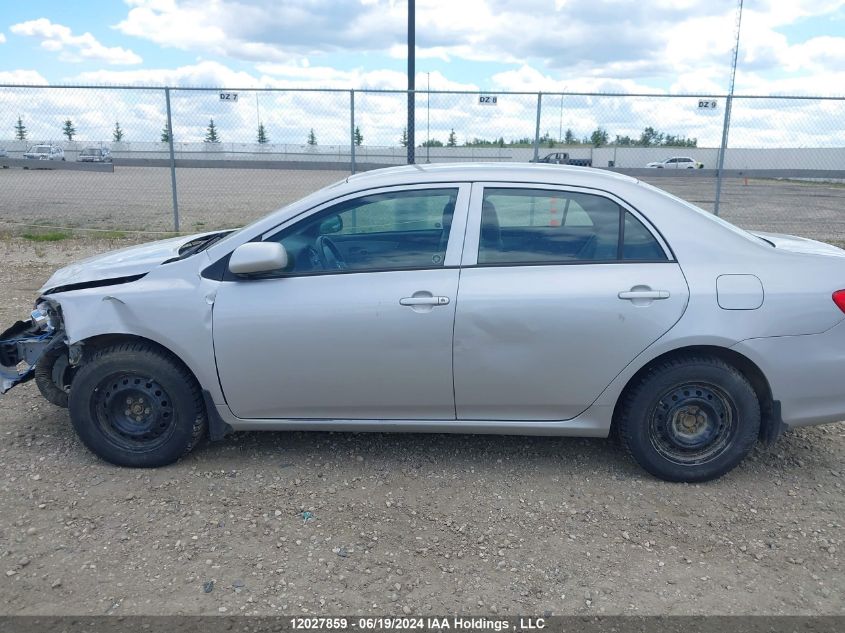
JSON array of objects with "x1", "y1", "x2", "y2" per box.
[{"x1": 345, "y1": 162, "x2": 639, "y2": 188}]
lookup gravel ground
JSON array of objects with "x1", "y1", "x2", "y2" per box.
[
  {"x1": 1, "y1": 166, "x2": 845, "y2": 242},
  {"x1": 0, "y1": 238, "x2": 842, "y2": 616}
]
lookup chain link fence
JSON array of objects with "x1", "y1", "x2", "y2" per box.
[{"x1": 1, "y1": 85, "x2": 844, "y2": 241}]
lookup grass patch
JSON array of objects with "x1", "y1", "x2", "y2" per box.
[{"x1": 21, "y1": 230, "x2": 72, "y2": 242}]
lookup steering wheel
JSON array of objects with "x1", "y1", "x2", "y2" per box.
[{"x1": 315, "y1": 235, "x2": 347, "y2": 271}]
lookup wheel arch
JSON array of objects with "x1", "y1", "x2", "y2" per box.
[
  {"x1": 611, "y1": 345, "x2": 782, "y2": 444},
  {"x1": 76, "y1": 333, "x2": 201, "y2": 388}
]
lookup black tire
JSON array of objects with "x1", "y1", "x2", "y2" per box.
[
  {"x1": 618, "y1": 355, "x2": 760, "y2": 482},
  {"x1": 34, "y1": 346, "x2": 73, "y2": 408},
  {"x1": 68, "y1": 342, "x2": 206, "y2": 467}
]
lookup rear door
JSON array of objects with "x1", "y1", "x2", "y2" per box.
[{"x1": 452, "y1": 183, "x2": 689, "y2": 421}]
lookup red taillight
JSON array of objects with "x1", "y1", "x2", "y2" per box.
[{"x1": 833, "y1": 290, "x2": 845, "y2": 313}]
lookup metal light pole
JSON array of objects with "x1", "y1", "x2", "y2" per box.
[
  {"x1": 558, "y1": 94, "x2": 563, "y2": 146},
  {"x1": 426, "y1": 71, "x2": 430, "y2": 163},
  {"x1": 407, "y1": 0, "x2": 415, "y2": 164},
  {"x1": 714, "y1": 0, "x2": 744, "y2": 217}
]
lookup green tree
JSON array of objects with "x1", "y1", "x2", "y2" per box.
[
  {"x1": 257, "y1": 122, "x2": 268, "y2": 144},
  {"x1": 638, "y1": 126, "x2": 663, "y2": 147},
  {"x1": 589, "y1": 127, "x2": 609, "y2": 147},
  {"x1": 112, "y1": 121, "x2": 124, "y2": 142},
  {"x1": 354, "y1": 125, "x2": 363, "y2": 146},
  {"x1": 563, "y1": 128, "x2": 576, "y2": 145},
  {"x1": 446, "y1": 128, "x2": 457, "y2": 147},
  {"x1": 14, "y1": 116, "x2": 27, "y2": 141},
  {"x1": 399, "y1": 127, "x2": 408, "y2": 147},
  {"x1": 62, "y1": 119, "x2": 76, "y2": 141},
  {"x1": 421, "y1": 138, "x2": 443, "y2": 147},
  {"x1": 204, "y1": 118, "x2": 220, "y2": 143},
  {"x1": 160, "y1": 123, "x2": 171, "y2": 143},
  {"x1": 307, "y1": 128, "x2": 317, "y2": 145}
]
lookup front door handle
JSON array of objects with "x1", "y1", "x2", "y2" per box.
[
  {"x1": 399, "y1": 296, "x2": 450, "y2": 306},
  {"x1": 618, "y1": 290, "x2": 670, "y2": 300}
]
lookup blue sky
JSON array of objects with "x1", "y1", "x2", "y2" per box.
[
  {"x1": 1, "y1": 0, "x2": 844, "y2": 95},
  {"x1": 1, "y1": 1, "x2": 844, "y2": 148}
]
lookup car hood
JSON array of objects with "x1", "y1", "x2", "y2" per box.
[
  {"x1": 39, "y1": 230, "x2": 226, "y2": 294},
  {"x1": 750, "y1": 231, "x2": 845, "y2": 257}
]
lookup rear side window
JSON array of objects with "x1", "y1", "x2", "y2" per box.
[{"x1": 478, "y1": 188, "x2": 667, "y2": 265}]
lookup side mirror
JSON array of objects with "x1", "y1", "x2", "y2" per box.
[{"x1": 229, "y1": 242, "x2": 288, "y2": 275}]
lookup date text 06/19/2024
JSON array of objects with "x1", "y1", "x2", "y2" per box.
[{"x1": 289, "y1": 617, "x2": 547, "y2": 630}]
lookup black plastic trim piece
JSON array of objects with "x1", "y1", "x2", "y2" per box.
[
  {"x1": 203, "y1": 390, "x2": 234, "y2": 441},
  {"x1": 760, "y1": 399, "x2": 787, "y2": 445},
  {"x1": 42, "y1": 273, "x2": 147, "y2": 296}
]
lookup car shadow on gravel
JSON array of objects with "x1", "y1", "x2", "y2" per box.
[{"x1": 179, "y1": 427, "x2": 826, "y2": 483}]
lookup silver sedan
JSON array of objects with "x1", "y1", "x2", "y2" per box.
[{"x1": 3, "y1": 163, "x2": 844, "y2": 482}]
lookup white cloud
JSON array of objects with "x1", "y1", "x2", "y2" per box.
[
  {"x1": 74, "y1": 60, "x2": 262, "y2": 87},
  {"x1": 109, "y1": 0, "x2": 845, "y2": 97},
  {"x1": 0, "y1": 69, "x2": 49, "y2": 84},
  {"x1": 10, "y1": 18, "x2": 142, "y2": 65},
  {"x1": 0, "y1": 33, "x2": 6, "y2": 44}
]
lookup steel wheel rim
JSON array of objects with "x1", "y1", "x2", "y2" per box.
[
  {"x1": 648, "y1": 382, "x2": 737, "y2": 466},
  {"x1": 91, "y1": 372, "x2": 176, "y2": 452}
]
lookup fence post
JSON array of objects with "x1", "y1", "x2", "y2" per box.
[
  {"x1": 350, "y1": 90, "x2": 356, "y2": 175},
  {"x1": 713, "y1": 94, "x2": 733, "y2": 217},
  {"x1": 532, "y1": 92, "x2": 542, "y2": 162},
  {"x1": 164, "y1": 87, "x2": 180, "y2": 232}
]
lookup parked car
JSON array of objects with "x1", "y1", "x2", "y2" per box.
[
  {"x1": 646, "y1": 156, "x2": 703, "y2": 169},
  {"x1": 23, "y1": 144, "x2": 65, "y2": 161},
  {"x1": 77, "y1": 147, "x2": 112, "y2": 163},
  {"x1": 2, "y1": 163, "x2": 844, "y2": 482},
  {"x1": 532, "y1": 152, "x2": 592, "y2": 167}
]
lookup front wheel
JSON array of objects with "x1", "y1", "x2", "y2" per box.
[
  {"x1": 617, "y1": 355, "x2": 760, "y2": 482},
  {"x1": 34, "y1": 346, "x2": 73, "y2": 407},
  {"x1": 68, "y1": 342, "x2": 206, "y2": 467}
]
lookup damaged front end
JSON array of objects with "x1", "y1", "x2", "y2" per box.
[{"x1": 0, "y1": 300, "x2": 65, "y2": 394}]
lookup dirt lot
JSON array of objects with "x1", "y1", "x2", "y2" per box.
[
  {"x1": 1, "y1": 166, "x2": 845, "y2": 242},
  {"x1": 0, "y1": 237, "x2": 843, "y2": 616}
]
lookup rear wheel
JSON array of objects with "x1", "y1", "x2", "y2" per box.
[
  {"x1": 68, "y1": 342, "x2": 206, "y2": 467},
  {"x1": 618, "y1": 355, "x2": 760, "y2": 482}
]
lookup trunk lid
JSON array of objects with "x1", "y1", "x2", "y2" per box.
[{"x1": 750, "y1": 231, "x2": 845, "y2": 257}]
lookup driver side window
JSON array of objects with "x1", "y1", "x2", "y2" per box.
[{"x1": 269, "y1": 188, "x2": 459, "y2": 275}]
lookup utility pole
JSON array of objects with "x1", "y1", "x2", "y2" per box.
[
  {"x1": 407, "y1": 0, "x2": 415, "y2": 164},
  {"x1": 714, "y1": 0, "x2": 744, "y2": 217}
]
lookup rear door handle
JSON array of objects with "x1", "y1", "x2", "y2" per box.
[
  {"x1": 400, "y1": 296, "x2": 450, "y2": 306},
  {"x1": 618, "y1": 290, "x2": 670, "y2": 300}
]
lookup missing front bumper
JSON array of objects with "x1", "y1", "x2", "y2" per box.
[{"x1": 0, "y1": 306, "x2": 65, "y2": 394}]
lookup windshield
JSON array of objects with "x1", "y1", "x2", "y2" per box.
[
  {"x1": 639, "y1": 181, "x2": 773, "y2": 247},
  {"x1": 32, "y1": 146, "x2": 51, "y2": 152},
  {"x1": 81, "y1": 149, "x2": 101, "y2": 156}
]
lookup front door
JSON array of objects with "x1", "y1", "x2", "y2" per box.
[
  {"x1": 453, "y1": 184, "x2": 690, "y2": 420},
  {"x1": 212, "y1": 184, "x2": 469, "y2": 420}
]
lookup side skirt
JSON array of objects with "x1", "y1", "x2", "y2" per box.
[{"x1": 215, "y1": 404, "x2": 613, "y2": 438}]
